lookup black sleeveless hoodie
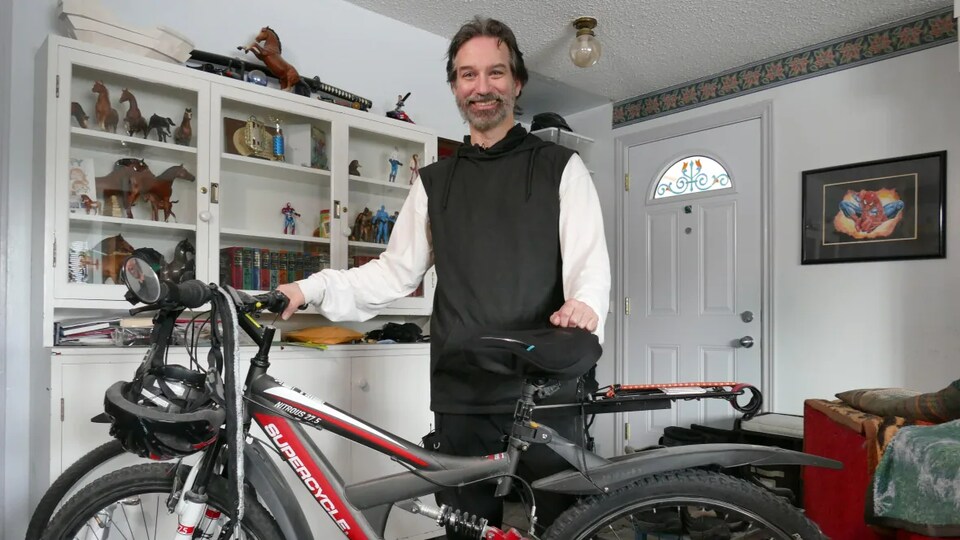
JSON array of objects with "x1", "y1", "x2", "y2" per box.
[{"x1": 420, "y1": 124, "x2": 580, "y2": 413}]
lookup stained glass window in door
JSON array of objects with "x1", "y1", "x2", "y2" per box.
[{"x1": 653, "y1": 156, "x2": 731, "y2": 199}]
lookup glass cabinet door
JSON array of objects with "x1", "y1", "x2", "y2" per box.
[
  {"x1": 211, "y1": 85, "x2": 335, "y2": 292},
  {"x1": 54, "y1": 49, "x2": 209, "y2": 302}
]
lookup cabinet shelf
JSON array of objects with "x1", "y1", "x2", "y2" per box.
[
  {"x1": 71, "y1": 127, "x2": 197, "y2": 160},
  {"x1": 348, "y1": 174, "x2": 411, "y2": 197},
  {"x1": 348, "y1": 240, "x2": 388, "y2": 251},
  {"x1": 70, "y1": 213, "x2": 197, "y2": 232},
  {"x1": 221, "y1": 227, "x2": 332, "y2": 245},
  {"x1": 221, "y1": 153, "x2": 330, "y2": 184}
]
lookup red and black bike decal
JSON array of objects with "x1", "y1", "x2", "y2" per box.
[
  {"x1": 264, "y1": 386, "x2": 429, "y2": 468},
  {"x1": 253, "y1": 412, "x2": 366, "y2": 539}
]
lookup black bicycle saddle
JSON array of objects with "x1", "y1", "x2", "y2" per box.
[{"x1": 463, "y1": 327, "x2": 601, "y2": 380}]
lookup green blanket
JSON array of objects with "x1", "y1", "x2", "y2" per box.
[{"x1": 867, "y1": 419, "x2": 960, "y2": 536}]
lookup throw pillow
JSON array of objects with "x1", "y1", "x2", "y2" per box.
[{"x1": 836, "y1": 379, "x2": 960, "y2": 423}]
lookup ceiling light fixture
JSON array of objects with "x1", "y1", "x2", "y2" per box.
[{"x1": 570, "y1": 16, "x2": 601, "y2": 68}]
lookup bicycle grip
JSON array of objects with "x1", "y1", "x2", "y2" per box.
[{"x1": 176, "y1": 280, "x2": 215, "y2": 309}]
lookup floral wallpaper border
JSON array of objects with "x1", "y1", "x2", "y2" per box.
[{"x1": 612, "y1": 8, "x2": 957, "y2": 128}]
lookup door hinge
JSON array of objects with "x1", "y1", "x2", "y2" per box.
[
  {"x1": 52, "y1": 235, "x2": 57, "y2": 267},
  {"x1": 624, "y1": 422, "x2": 631, "y2": 440},
  {"x1": 624, "y1": 173, "x2": 630, "y2": 192},
  {"x1": 56, "y1": 75, "x2": 60, "y2": 98},
  {"x1": 60, "y1": 398, "x2": 64, "y2": 422},
  {"x1": 624, "y1": 297, "x2": 631, "y2": 315}
]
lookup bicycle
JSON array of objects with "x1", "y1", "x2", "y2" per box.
[{"x1": 39, "y1": 254, "x2": 840, "y2": 539}]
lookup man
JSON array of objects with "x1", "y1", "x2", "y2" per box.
[{"x1": 276, "y1": 17, "x2": 610, "y2": 536}]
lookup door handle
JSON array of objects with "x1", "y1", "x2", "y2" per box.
[{"x1": 738, "y1": 336, "x2": 755, "y2": 348}]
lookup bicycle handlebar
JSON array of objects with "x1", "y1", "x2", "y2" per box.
[{"x1": 131, "y1": 279, "x2": 292, "y2": 315}]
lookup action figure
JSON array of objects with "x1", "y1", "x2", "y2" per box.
[
  {"x1": 372, "y1": 205, "x2": 392, "y2": 243},
  {"x1": 386, "y1": 92, "x2": 414, "y2": 123},
  {"x1": 409, "y1": 153, "x2": 420, "y2": 185},
  {"x1": 388, "y1": 148, "x2": 402, "y2": 183},
  {"x1": 281, "y1": 202, "x2": 301, "y2": 234}
]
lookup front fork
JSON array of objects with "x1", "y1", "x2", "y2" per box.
[{"x1": 169, "y1": 438, "x2": 229, "y2": 539}]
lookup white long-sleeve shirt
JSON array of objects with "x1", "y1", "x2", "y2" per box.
[{"x1": 295, "y1": 152, "x2": 611, "y2": 342}]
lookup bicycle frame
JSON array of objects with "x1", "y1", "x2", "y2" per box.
[{"x1": 235, "y1": 312, "x2": 599, "y2": 539}]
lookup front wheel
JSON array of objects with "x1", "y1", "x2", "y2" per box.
[
  {"x1": 41, "y1": 462, "x2": 283, "y2": 539},
  {"x1": 543, "y1": 469, "x2": 825, "y2": 539}
]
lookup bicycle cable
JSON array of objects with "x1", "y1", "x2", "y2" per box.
[{"x1": 391, "y1": 457, "x2": 541, "y2": 539}]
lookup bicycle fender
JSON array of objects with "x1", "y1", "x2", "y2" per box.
[
  {"x1": 244, "y1": 440, "x2": 313, "y2": 540},
  {"x1": 531, "y1": 443, "x2": 842, "y2": 495}
]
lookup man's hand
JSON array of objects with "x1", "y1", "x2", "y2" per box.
[
  {"x1": 549, "y1": 299, "x2": 599, "y2": 332},
  {"x1": 275, "y1": 282, "x2": 306, "y2": 320}
]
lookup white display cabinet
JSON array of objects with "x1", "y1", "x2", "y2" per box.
[{"x1": 37, "y1": 36, "x2": 438, "y2": 346}]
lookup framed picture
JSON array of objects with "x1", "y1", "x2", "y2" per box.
[{"x1": 801, "y1": 151, "x2": 946, "y2": 264}]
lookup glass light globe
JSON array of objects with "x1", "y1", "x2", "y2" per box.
[
  {"x1": 247, "y1": 69, "x2": 268, "y2": 86},
  {"x1": 570, "y1": 33, "x2": 602, "y2": 68}
]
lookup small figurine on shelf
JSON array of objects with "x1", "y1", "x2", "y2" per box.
[
  {"x1": 272, "y1": 117, "x2": 285, "y2": 161},
  {"x1": 388, "y1": 210, "x2": 399, "y2": 238},
  {"x1": 148, "y1": 114, "x2": 175, "y2": 142},
  {"x1": 91, "y1": 81, "x2": 119, "y2": 133},
  {"x1": 237, "y1": 27, "x2": 301, "y2": 91},
  {"x1": 174, "y1": 107, "x2": 192, "y2": 146},
  {"x1": 348, "y1": 160, "x2": 362, "y2": 176},
  {"x1": 386, "y1": 92, "x2": 415, "y2": 123},
  {"x1": 388, "y1": 147, "x2": 402, "y2": 183},
  {"x1": 373, "y1": 205, "x2": 392, "y2": 243},
  {"x1": 281, "y1": 202, "x2": 301, "y2": 234},
  {"x1": 119, "y1": 88, "x2": 149, "y2": 137},
  {"x1": 108, "y1": 195, "x2": 123, "y2": 217},
  {"x1": 70, "y1": 102, "x2": 89, "y2": 128},
  {"x1": 162, "y1": 238, "x2": 196, "y2": 283},
  {"x1": 409, "y1": 153, "x2": 420, "y2": 185},
  {"x1": 79, "y1": 194, "x2": 101, "y2": 215}
]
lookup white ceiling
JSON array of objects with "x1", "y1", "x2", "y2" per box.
[{"x1": 344, "y1": 0, "x2": 953, "y2": 115}]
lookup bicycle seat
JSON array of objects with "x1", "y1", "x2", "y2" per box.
[{"x1": 463, "y1": 327, "x2": 601, "y2": 380}]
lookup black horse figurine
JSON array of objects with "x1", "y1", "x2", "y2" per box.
[{"x1": 162, "y1": 238, "x2": 195, "y2": 283}]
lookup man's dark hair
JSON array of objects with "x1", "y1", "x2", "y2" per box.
[{"x1": 446, "y1": 17, "x2": 528, "y2": 90}]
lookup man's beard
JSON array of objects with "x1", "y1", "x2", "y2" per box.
[{"x1": 457, "y1": 90, "x2": 516, "y2": 132}]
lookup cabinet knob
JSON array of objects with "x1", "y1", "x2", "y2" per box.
[
  {"x1": 199, "y1": 211, "x2": 212, "y2": 222},
  {"x1": 357, "y1": 379, "x2": 369, "y2": 392}
]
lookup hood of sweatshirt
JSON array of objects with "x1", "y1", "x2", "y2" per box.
[{"x1": 441, "y1": 123, "x2": 552, "y2": 209}]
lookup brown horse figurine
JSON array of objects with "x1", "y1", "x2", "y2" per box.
[
  {"x1": 71, "y1": 102, "x2": 89, "y2": 128},
  {"x1": 174, "y1": 107, "x2": 192, "y2": 146},
  {"x1": 119, "y1": 88, "x2": 149, "y2": 137},
  {"x1": 96, "y1": 158, "x2": 149, "y2": 218},
  {"x1": 238, "y1": 27, "x2": 301, "y2": 91},
  {"x1": 92, "y1": 81, "x2": 119, "y2": 132},
  {"x1": 93, "y1": 233, "x2": 135, "y2": 258},
  {"x1": 79, "y1": 194, "x2": 101, "y2": 215},
  {"x1": 142, "y1": 192, "x2": 178, "y2": 222},
  {"x1": 128, "y1": 164, "x2": 195, "y2": 220}
]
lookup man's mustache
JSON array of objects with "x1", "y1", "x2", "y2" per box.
[{"x1": 466, "y1": 93, "x2": 504, "y2": 104}]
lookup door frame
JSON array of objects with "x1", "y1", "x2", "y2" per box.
[{"x1": 613, "y1": 101, "x2": 775, "y2": 454}]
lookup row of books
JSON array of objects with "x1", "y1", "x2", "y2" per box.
[{"x1": 219, "y1": 247, "x2": 330, "y2": 291}]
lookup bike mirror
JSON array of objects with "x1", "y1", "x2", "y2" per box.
[{"x1": 121, "y1": 255, "x2": 162, "y2": 304}]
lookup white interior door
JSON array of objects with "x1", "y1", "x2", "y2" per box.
[{"x1": 624, "y1": 118, "x2": 763, "y2": 449}]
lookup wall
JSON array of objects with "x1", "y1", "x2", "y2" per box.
[
  {"x1": 0, "y1": 0, "x2": 470, "y2": 536},
  {"x1": 609, "y1": 43, "x2": 960, "y2": 414},
  {"x1": 563, "y1": 104, "x2": 619, "y2": 454}
]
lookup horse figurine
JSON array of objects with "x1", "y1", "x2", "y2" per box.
[
  {"x1": 174, "y1": 107, "x2": 192, "y2": 146},
  {"x1": 128, "y1": 163, "x2": 195, "y2": 220},
  {"x1": 93, "y1": 233, "x2": 135, "y2": 257},
  {"x1": 238, "y1": 27, "x2": 301, "y2": 91},
  {"x1": 96, "y1": 158, "x2": 149, "y2": 218},
  {"x1": 119, "y1": 88, "x2": 149, "y2": 137},
  {"x1": 70, "y1": 102, "x2": 89, "y2": 128},
  {"x1": 148, "y1": 114, "x2": 175, "y2": 142},
  {"x1": 92, "y1": 81, "x2": 119, "y2": 132},
  {"x1": 79, "y1": 194, "x2": 101, "y2": 215},
  {"x1": 142, "y1": 192, "x2": 178, "y2": 222},
  {"x1": 162, "y1": 238, "x2": 195, "y2": 283}
]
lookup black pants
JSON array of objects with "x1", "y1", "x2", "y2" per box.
[{"x1": 428, "y1": 411, "x2": 583, "y2": 539}]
